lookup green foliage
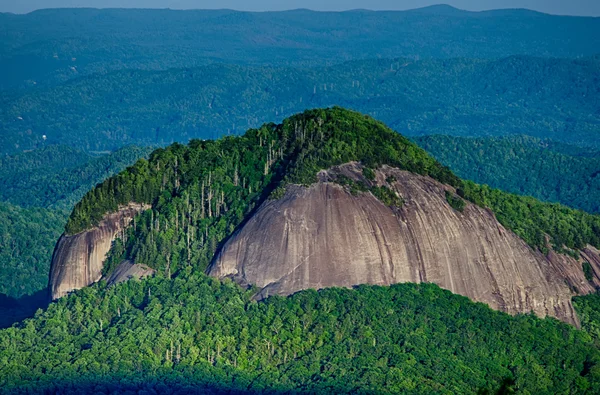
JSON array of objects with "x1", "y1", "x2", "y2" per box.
[
  {"x1": 0, "y1": 145, "x2": 153, "y2": 210},
  {"x1": 574, "y1": 293, "x2": 600, "y2": 343},
  {"x1": 584, "y1": 262, "x2": 595, "y2": 283},
  {"x1": 371, "y1": 186, "x2": 404, "y2": 207},
  {"x1": 362, "y1": 167, "x2": 376, "y2": 181},
  {"x1": 461, "y1": 181, "x2": 600, "y2": 253},
  {"x1": 445, "y1": 190, "x2": 466, "y2": 212},
  {"x1": 1, "y1": 273, "x2": 599, "y2": 394},
  {"x1": 416, "y1": 134, "x2": 600, "y2": 214},
  {"x1": 0, "y1": 202, "x2": 66, "y2": 298}
]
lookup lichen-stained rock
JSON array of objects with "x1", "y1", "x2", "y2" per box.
[
  {"x1": 210, "y1": 163, "x2": 599, "y2": 326},
  {"x1": 105, "y1": 260, "x2": 155, "y2": 287},
  {"x1": 48, "y1": 203, "x2": 149, "y2": 300}
]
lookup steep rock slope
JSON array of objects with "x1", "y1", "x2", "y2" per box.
[
  {"x1": 105, "y1": 260, "x2": 155, "y2": 287},
  {"x1": 48, "y1": 203, "x2": 149, "y2": 300},
  {"x1": 210, "y1": 163, "x2": 600, "y2": 326}
]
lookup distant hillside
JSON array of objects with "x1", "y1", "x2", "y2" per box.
[
  {"x1": 0, "y1": 202, "x2": 65, "y2": 298},
  {"x1": 2, "y1": 56, "x2": 598, "y2": 153},
  {"x1": 0, "y1": 145, "x2": 153, "y2": 209},
  {"x1": 1, "y1": 7, "x2": 599, "y2": 89},
  {"x1": 415, "y1": 135, "x2": 600, "y2": 214}
]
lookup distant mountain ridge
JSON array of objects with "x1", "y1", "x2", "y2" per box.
[{"x1": 1, "y1": 7, "x2": 600, "y2": 89}]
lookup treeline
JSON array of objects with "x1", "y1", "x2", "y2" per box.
[
  {"x1": 3, "y1": 56, "x2": 599, "y2": 153},
  {"x1": 416, "y1": 134, "x2": 600, "y2": 214},
  {"x1": 1, "y1": 272, "x2": 599, "y2": 394}
]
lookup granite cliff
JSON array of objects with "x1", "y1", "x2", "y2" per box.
[
  {"x1": 48, "y1": 203, "x2": 149, "y2": 300},
  {"x1": 45, "y1": 108, "x2": 600, "y2": 327},
  {"x1": 210, "y1": 163, "x2": 600, "y2": 326}
]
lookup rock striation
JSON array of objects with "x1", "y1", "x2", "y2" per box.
[
  {"x1": 209, "y1": 163, "x2": 600, "y2": 326},
  {"x1": 48, "y1": 203, "x2": 149, "y2": 300}
]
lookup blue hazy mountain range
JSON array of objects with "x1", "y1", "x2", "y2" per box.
[
  {"x1": 1, "y1": 1, "x2": 599, "y2": 16},
  {"x1": 1, "y1": 7, "x2": 599, "y2": 90}
]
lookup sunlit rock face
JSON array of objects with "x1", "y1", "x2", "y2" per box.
[
  {"x1": 48, "y1": 203, "x2": 149, "y2": 300},
  {"x1": 210, "y1": 163, "x2": 600, "y2": 326}
]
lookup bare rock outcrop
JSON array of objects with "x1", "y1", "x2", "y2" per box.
[
  {"x1": 209, "y1": 163, "x2": 600, "y2": 326},
  {"x1": 105, "y1": 260, "x2": 155, "y2": 287},
  {"x1": 48, "y1": 203, "x2": 149, "y2": 300}
]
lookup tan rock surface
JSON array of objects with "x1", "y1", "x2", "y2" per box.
[
  {"x1": 210, "y1": 163, "x2": 599, "y2": 326},
  {"x1": 105, "y1": 260, "x2": 155, "y2": 287},
  {"x1": 48, "y1": 203, "x2": 149, "y2": 300}
]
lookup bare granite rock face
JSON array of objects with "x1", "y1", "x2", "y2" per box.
[
  {"x1": 48, "y1": 203, "x2": 149, "y2": 300},
  {"x1": 209, "y1": 163, "x2": 600, "y2": 326},
  {"x1": 105, "y1": 260, "x2": 155, "y2": 287}
]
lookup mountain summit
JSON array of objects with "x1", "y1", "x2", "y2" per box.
[{"x1": 49, "y1": 108, "x2": 600, "y2": 325}]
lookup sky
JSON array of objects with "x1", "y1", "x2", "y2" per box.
[{"x1": 1, "y1": 0, "x2": 599, "y2": 16}]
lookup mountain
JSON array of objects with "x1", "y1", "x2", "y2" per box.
[
  {"x1": 2, "y1": 7, "x2": 599, "y2": 90},
  {"x1": 46, "y1": 108, "x2": 600, "y2": 327},
  {"x1": 4, "y1": 108, "x2": 600, "y2": 393},
  {"x1": 2, "y1": 56, "x2": 599, "y2": 154},
  {"x1": 415, "y1": 135, "x2": 600, "y2": 214}
]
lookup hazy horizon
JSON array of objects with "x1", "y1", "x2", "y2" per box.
[{"x1": 1, "y1": 0, "x2": 599, "y2": 16}]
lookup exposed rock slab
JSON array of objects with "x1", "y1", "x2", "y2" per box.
[
  {"x1": 105, "y1": 260, "x2": 155, "y2": 287},
  {"x1": 48, "y1": 203, "x2": 149, "y2": 300},
  {"x1": 210, "y1": 163, "x2": 599, "y2": 326}
]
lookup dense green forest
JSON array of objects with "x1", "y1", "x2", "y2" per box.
[
  {"x1": 2, "y1": 56, "x2": 599, "y2": 153},
  {"x1": 2, "y1": 7, "x2": 599, "y2": 89},
  {"x1": 0, "y1": 146, "x2": 151, "y2": 298},
  {"x1": 0, "y1": 145, "x2": 153, "y2": 209},
  {"x1": 0, "y1": 202, "x2": 66, "y2": 299},
  {"x1": 416, "y1": 135, "x2": 600, "y2": 214},
  {"x1": 64, "y1": 108, "x2": 600, "y2": 285},
  {"x1": 1, "y1": 272, "x2": 599, "y2": 394}
]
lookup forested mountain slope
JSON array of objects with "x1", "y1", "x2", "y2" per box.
[
  {"x1": 47, "y1": 108, "x2": 600, "y2": 323},
  {"x1": 0, "y1": 203, "x2": 66, "y2": 299},
  {"x1": 2, "y1": 56, "x2": 599, "y2": 153},
  {"x1": 2, "y1": 6, "x2": 599, "y2": 89},
  {"x1": 2, "y1": 276, "x2": 600, "y2": 394},
  {"x1": 416, "y1": 135, "x2": 600, "y2": 214}
]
